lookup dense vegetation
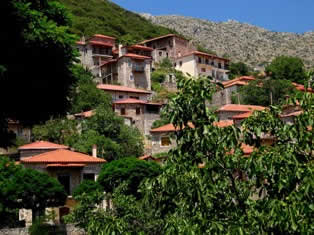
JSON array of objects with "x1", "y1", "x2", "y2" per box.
[
  {"x1": 67, "y1": 74, "x2": 313, "y2": 234},
  {"x1": 58, "y1": 0, "x2": 176, "y2": 43}
]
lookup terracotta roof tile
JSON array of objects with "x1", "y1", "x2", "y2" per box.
[
  {"x1": 121, "y1": 53, "x2": 151, "y2": 60},
  {"x1": 76, "y1": 41, "x2": 86, "y2": 45},
  {"x1": 232, "y1": 111, "x2": 253, "y2": 120},
  {"x1": 222, "y1": 76, "x2": 255, "y2": 88},
  {"x1": 21, "y1": 149, "x2": 106, "y2": 164},
  {"x1": 292, "y1": 83, "x2": 314, "y2": 93},
  {"x1": 46, "y1": 163, "x2": 86, "y2": 168},
  {"x1": 213, "y1": 120, "x2": 234, "y2": 127},
  {"x1": 100, "y1": 59, "x2": 117, "y2": 67},
  {"x1": 114, "y1": 98, "x2": 147, "y2": 104},
  {"x1": 19, "y1": 141, "x2": 69, "y2": 150},
  {"x1": 127, "y1": 45, "x2": 153, "y2": 51},
  {"x1": 93, "y1": 34, "x2": 116, "y2": 40},
  {"x1": 97, "y1": 84, "x2": 151, "y2": 94},
  {"x1": 74, "y1": 110, "x2": 95, "y2": 118},
  {"x1": 89, "y1": 40, "x2": 114, "y2": 47},
  {"x1": 218, "y1": 104, "x2": 265, "y2": 112}
]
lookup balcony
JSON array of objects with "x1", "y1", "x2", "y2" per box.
[{"x1": 92, "y1": 47, "x2": 113, "y2": 58}]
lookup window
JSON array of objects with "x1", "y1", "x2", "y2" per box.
[
  {"x1": 130, "y1": 74, "x2": 134, "y2": 81},
  {"x1": 83, "y1": 173, "x2": 95, "y2": 181},
  {"x1": 198, "y1": 57, "x2": 202, "y2": 63},
  {"x1": 174, "y1": 63, "x2": 177, "y2": 67},
  {"x1": 218, "y1": 63, "x2": 222, "y2": 69},
  {"x1": 119, "y1": 95, "x2": 124, "y2": 99},
  {"x1": 179, "y1": 61, "x2": 182, "y2": 67},
  {"x1": 161, "y1": 136, "x2": 171, "y2": 146},
  {"x1": 211, "y1": 61, "x2": 214, "y2": 66},
  {"x1": 147, "y1": 105, "x2": 159, "y2": 114},
  {"x1": 130, "y1": 96, "x2": 139, "y2": 99},
  {"x1": 121, "y1": 108, "x2": 126, "y2": 115},
  {"x1": 201, "y1": 68, "x2": 206, "y2": 72},
  {"x1": 205, "y1": 59, "x2": 209, "y2": 64},
  {"x1": 58, "y1": 175, "x2": 70, "y2": 195},
  {"x1": 166, "y1": 52, "x2": 169, "y2": 58},
  {"x1": 136, "y1": 107, "x2": 141, "y2": 115},
  {"x1": 159, "y1": 51, "x2": 162, "y2": 56}
]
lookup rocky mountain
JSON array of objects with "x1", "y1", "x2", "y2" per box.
[{"x1": 142, "y1": 14, "x2": 314, "y2": 68}]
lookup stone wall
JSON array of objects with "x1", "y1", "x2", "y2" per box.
[
  {"x1": 151, "y1": 132, "x2": 177, "y2": 155},
  {"x1": 0, "y1": 225, "x2": 86, "y2": 235}
]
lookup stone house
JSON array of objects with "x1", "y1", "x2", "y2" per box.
[
  {"x1": 150, "y1": 121, "x2": 233, "y2": 155},
  {"x1": 139, "y1": 34, "x2": 196, "y2": 67},
  {"x1": 174, "y1": 51, "x2": 230, "y2": 81},
  {"x1": 18, "y1": 141, "x2": 69, "y2": 159},
  {"x1": 76, "y1": 34, "x2": 116, "y2": 77},
  {"x1": 7, "y1": 120, "x2": 31, "y2": 143},
  {"x1": 113, "y1": 98, "x2": 163, "y2": 136},
  {"x1": 97, "y1": 84, "x2": 152, "y2": 102},
  {"x1": 19, "y1": 143, "x2": 106, "y2": 224},
  {"x1": 217, "y1": 104, "x2": 265, "y2": 120}
]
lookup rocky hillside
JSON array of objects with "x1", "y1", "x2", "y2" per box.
[{"x1": 142, "y1": 14, "x2": 314, "y2": 68}]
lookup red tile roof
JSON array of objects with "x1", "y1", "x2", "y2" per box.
[
  {"x1": 74, "y1": 110, "x2": 95, "y2": 118},
  {"x1": 97, "y1": 84, "x2": 151, "y2": 94},
  {"x1": 46, "y1": 163, "x2": 86, "y2": 168},
  {"x1": 218, "y1": 104, "x2": 265, "y2": 112},
  {"x1": 127, "y1": 45, "x2": 154, "y2": 51},
  {"x1": 150, "y1": 123, "x2": 181, "y2": 133},
  {"x1": 213, "y1": 120, "x2": 234, "y2": 127},
  {"x1": 100, "y1": 59, "x2": 117, "y2": 67},
  {"x1": 120, "y1": 53, "x2": 152, "y2": 60},
  {"x1": 113, "y1": 98, "x2": 147, "y2": 104},
  {"x1": 292, "y1": 83, "x2": 314, "y2": 93},
  {"x1": 280, "y1": 111, "x2": 303, "y2": 118},
  {"x1": 222, "y1": 76, "x2": 255, "y2": 88},
  {"x1": 232, "y1": 111, "x2": 253, "y2": 120},
  {"x1": 140, "y1": 34, "x2": 185, "y2": 44},
  {"x1": 93, "y1": 34, "x2": 116, "y2": 40},
  {"x1": 89, "y1": 40, "x2": 114, "y2": 47},
  {"x1": 21, "y1": 149, "x2": 106, "y2": 164},
  {"x1": 19, "y1": 141, "x2": 69, "y2": 150},
  {"x1": 177, "y1": 51, "x2": 230, "y2": 62},
  {"x1": 76, "y1": 41, "x2": 86, "y2": 45}
]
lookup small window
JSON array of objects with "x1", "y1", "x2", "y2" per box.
[
  {"x1": 198, "y1": 57, "x2": 202, "y2": 63},
  {"x1": 166, "y1": 52, "x2": 169, "y2": 58},
  {"x1": 161, "y1": 136, "x2": 171, "y2": 146},
  {"x1": 121, "y1": 108, "x2": 126, "y2": 115},
  {"x1": 218, "y1": 63, "x2": 222, "y2": 69},
  {"x1": 211, "y1": 61, "x2": 214, "y2": 66},
  {"x1": 119, "y1": 95, "x2": 124, "y2": 99},
  {"x1": 205, "y1": 59, "x2": 209, "y2": 64},
  {"x1": 159, "y1": 51, "x2": 162, "y2": 56},
  {"x1": 130, "y1": 96, "x2": 139, "y2": 99},
  {"x1": 201, "y1": 68, "x2": 206, "y2": 72},
  {"x1": 136, "y1": 107, "x2": 141, "y2": 115},
  {"x1": 174, "y1": 63, "x2": 177, "y2": 67},
  {"x1": 130, "y1": 74, "x2": 134, "y2": 81},
  {"x1": 83, "y1": 173, "x2": 95, "y2": 181},
  {"x1": 179, "y1": 61, "x2": 182, "y2": 67}
]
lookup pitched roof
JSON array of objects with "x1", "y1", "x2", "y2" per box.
[
  {"x1": 177, "y1": 51, "x2": 230, "y2": 62},
  {"x1": 97, "y1": 84, "x2": 151, "y2": 94},
  {"x1": 113, "y1": 98, "x2": 147, "y2": 104},
  {"x1": 222, "y1": 76, "x2": 255, "y2": 88},
  {"x1": 280, "y1": 111, "x2": 303, "y2": 118},
  {"x1": 100, "y1": 59, "x2": 117, "y2": 67},
  {"x1": 120, "y1": 53, "x2": 152, "y2": 60},
  {"x1": 19, "y1": 141, "x2": 69, "y2": 150},
  {"x1": 232, "y1": 111, "x2": 253, "y2": 120},
  {"x1": 92, "y1": 34, "x2": 116, "y2": 40},
  {"x1": 89, "y1": 40, "x2": 114, "y2": 47},
  {"x1": 76, "y1": 41, "x2": 86, "y2": 45},
  {"x1": 140, "y1": 34, "x2": 185, "y2": 44},
  {"x1": 217, "y1": 104, "x2": 265, "y2": 112},
  {"x1": 213, "y1": 120, "x2": 234, "y2": 127},
  {"x1": 21, "y1": 149, "x2": 106, "y2": 164},
  {"x1": 127, "y1": 45, "x2": 154, "y2": 51},
  {"x1": 292, "y1": 83, "x2": 314, "y2": 93},
  {"x1": 74, "y1": 110, "x2": 95, "y2": 118}
]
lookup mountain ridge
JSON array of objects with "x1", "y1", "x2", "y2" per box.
[{"x1": 141, "y1": 14, "x2": 314, "y2": 68}]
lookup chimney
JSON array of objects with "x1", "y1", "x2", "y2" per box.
[
  {"x1": 118, "y1": 44, "x2": 123, "y2": 57},
  {"x1": 92, "y1": 144, "x2": 97, "y2": 158}
]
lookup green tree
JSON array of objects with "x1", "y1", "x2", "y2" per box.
[
  {"x1": 266, "y1": 56, "x2": 307, "y2": 84},
  {"x1": 0, "y1": 0, "x2": 78, "y2": 147},
  {"x1": 68, "y1": 75, "x2": 313, "y2": 234},
  {"x1": 73, "y1": 180, "x2": 103, "y2": 200},
  {"x1": 97, "y1": 157, "x2": 162, "y2": 197},
  {"x1": 237, "y1": 79, "x2": 297, "y2": 106},
  {"x1": 70, "y1": 65, "x2": 111, "y2": 114},
  {"x1": 0, "y1": 157, "x2": 67, "y2": 225},
  {"x1": 229, "y1": 62, "x2": 250, "y2": 79}
]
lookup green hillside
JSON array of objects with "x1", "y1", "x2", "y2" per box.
[{"x1": 58, "y1": 0, "x2": 176, "y2": 43}]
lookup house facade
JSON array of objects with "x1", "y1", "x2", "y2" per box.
[{"x1": 174, "y1": 51, "x2": 230, "y2": 81}]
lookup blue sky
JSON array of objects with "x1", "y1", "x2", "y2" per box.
[{"x1": 111, "y1": 0, "x2": 314, "y2": 33}]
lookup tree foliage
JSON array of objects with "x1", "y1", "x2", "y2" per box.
[
  {"x1": 58, "y1": 0, "x2": 177, "y2": 42},
  {"x1": 266, "y1": 56, "x2": 307, "y2": 84},
  {"x1": 237, "y1": 79, "x2": 297, "y2": 106},
  {"x1": 229, "y1": 62, "x2": 250, "y2": 79},
  {"x1": 97, "y1": 157, "x2": 162, "y2": 197},
  {"x1": 68, "y1": 74, "x2": 313, "y2": 234},
  {"x1": 0, "y1": 157, "x2": 66, "y2": 227}
]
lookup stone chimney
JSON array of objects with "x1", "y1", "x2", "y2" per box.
[
  {"x1": 92, "y1": 144, "x2": 97, "y2": 158},
  {"x1": 118, "y1": 44, "x2": 123, "y2": 57}
]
